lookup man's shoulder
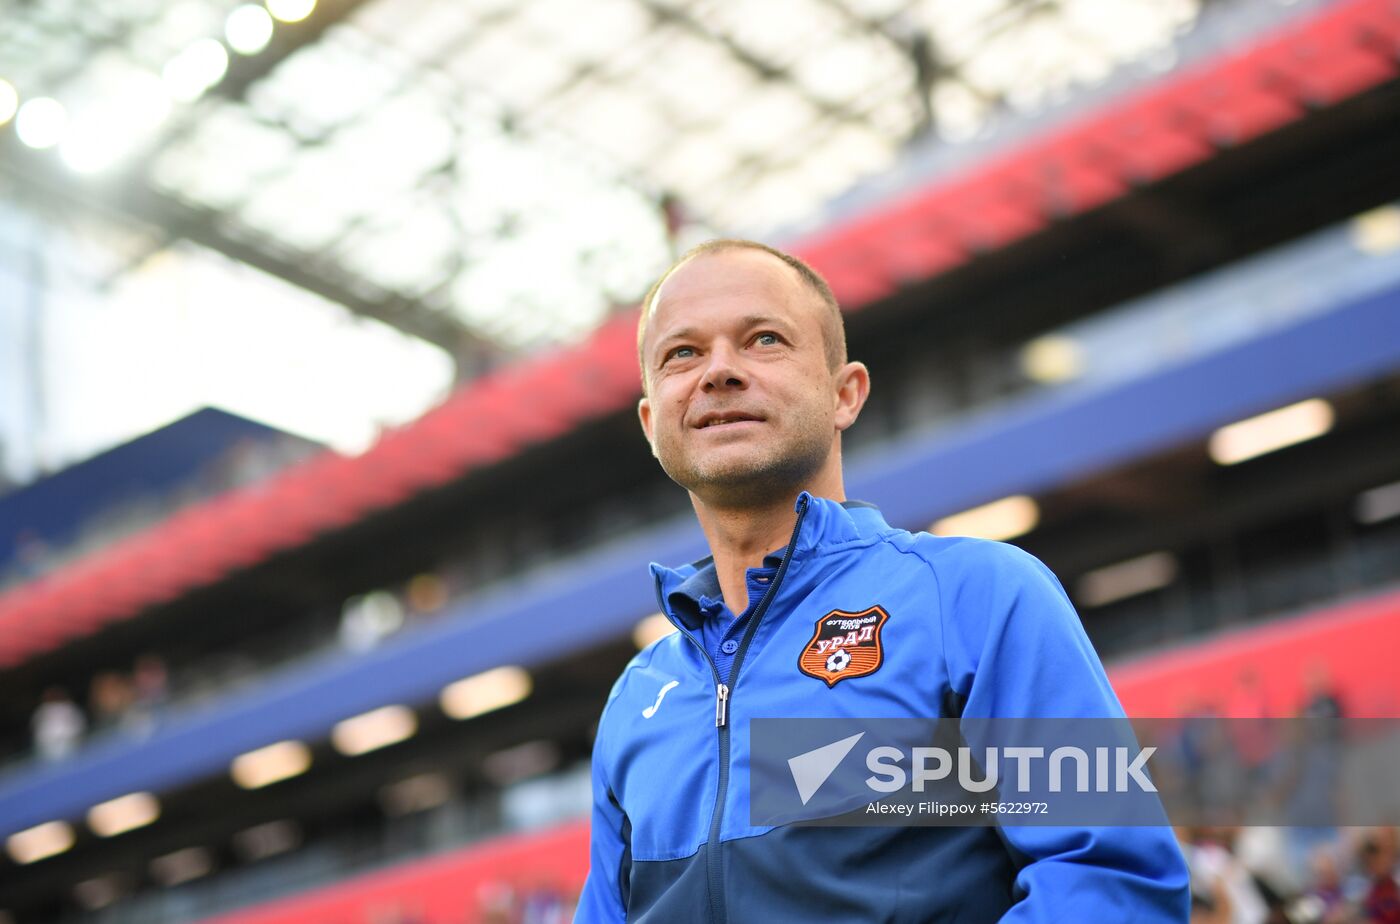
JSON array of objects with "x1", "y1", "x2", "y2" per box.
[{"x1": 874, "y1": 528, "x2": 1048, "y2": 581}]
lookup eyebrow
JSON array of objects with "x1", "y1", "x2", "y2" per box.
[{"x1": 652, "y1": 315, "x2": 790, "y2": 360}]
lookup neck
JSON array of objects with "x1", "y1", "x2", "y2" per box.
[{"x1": 689, "y1": 462, "x2": 845, "y2": 616}]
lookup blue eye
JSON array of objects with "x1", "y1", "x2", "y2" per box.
[{"x1": 755, "y1": 332, "x2": 779, "y2": 346}]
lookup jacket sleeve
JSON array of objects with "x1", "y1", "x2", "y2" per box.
[
  {"x1": 573, "y1": 700, "x2": 628, "y2": 923},
  {"x1": 934, "y1": 538, "x2": 1190, "y2": 923}
]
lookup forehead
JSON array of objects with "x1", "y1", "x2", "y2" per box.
[{"x1": 645, "y1": 249, "x2": 812, "y2": 343}]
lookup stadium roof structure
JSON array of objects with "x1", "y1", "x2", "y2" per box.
[
  {"x1": 3, "y1": 0, "x2": 1219, "y2": 359},
  {"x1": 0, "y1": 0, "x2": 1397, "y2": 668}
]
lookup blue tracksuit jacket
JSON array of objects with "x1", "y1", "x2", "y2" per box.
[{"x1": 576, "y1": 492, "x2": 1189, "y2": 923}]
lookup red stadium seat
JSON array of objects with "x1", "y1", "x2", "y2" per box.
[
  {"x1": 1355, "y1": 0, "x2": 1400, "y2": 57},
  {"x1": 1171, "y1": 56, "x2": 1302, "y2": 146},
  {"x1": 471, "y1": 372, "x2": 575, "y2": 445},
  {"x1": 1032, "y1": 131, "x2": 1130, "y2": 216},
  {"x1": 412, "y1": 396, "x2": 524, "y2": 471},
  {"x1": 1076, "y1": 90, "x2": 1215, "y2": 184},
  {"x1": 282, "y1": 452, "x2": 410, "y2": 524},
  {"x1": 800, "y1": 236, "x2": 897, "y2": 310},
  {"x1": 936, "y1": 172, "x2": 1048, "y2": 252},
  {"x1": 1256, "y1": 8, "x2": 1398, "y2": 106},
  {"x1": 883, "y1": 225, "x2": 969, "y2": 284}
]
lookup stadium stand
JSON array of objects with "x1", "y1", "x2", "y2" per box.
[{"x1": 4, "y1": 0, "x2": 1400, "y2": 669}]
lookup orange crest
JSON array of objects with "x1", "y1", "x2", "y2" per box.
[{"x1": 797, "y1": 605, "x2": 889, "y2": 687}]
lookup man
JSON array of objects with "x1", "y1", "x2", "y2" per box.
[{"x1": 575, "y1": 239, "x2": 1189, "y2": 922}]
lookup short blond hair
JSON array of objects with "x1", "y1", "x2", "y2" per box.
[{"x1": 637, "y1": 239, "x2": 846, "y2": 392}]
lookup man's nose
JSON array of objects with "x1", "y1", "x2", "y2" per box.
[{"x1": 700, "y1": 341, "x2": 747, "y2": 391}]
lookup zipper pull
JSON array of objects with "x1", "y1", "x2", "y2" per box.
[{"x1": 715, "y1": 683, "x2": 729, "y2": 728}]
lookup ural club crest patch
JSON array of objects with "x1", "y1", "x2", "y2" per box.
[{"x1": 798, "y1": 605, "x2": 890, "y2": 687}]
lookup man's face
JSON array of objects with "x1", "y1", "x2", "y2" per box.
[{"x1": 637, "y1": 248, "x2": 858, "y2": 507}]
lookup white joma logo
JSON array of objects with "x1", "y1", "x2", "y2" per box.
[{"x1": 642, "y1": 680, "x2": 680, "y2": 718}]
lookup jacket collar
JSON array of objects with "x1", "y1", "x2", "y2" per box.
[{"x1": 649, "y1": 493, "x2": 892, "y2": 629}]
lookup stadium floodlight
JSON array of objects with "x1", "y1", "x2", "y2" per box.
[
  {"x1": 230, "y1": 740, "x2": 312, "y2": 789},
  {"x1": 1075, "y1": 552, "x2": 1178, "y2": 607},
  {"x1": 1208, "y1": 398, "x2": 1334, "y2": 466},
  {"x1": 331, "y1": 705, "x2": 417, "y2": 756},
  {"x1": 265, "y1": 0, "x2": 316, "y2": 24},
  {"x1": 87, "y1": 792, "x2": 160, "y2": 837},
  {"x1": 162, "y1": 39, "x2": 229, "y2": 103},
  {"x1": 0, "y1": 78, "x2": 18, "y2": 126},
  {"x1": 6, "y1": 821, "x2": 75, "y2": 864},
  {"x1": 226, "y1": 5, "x2": 275, "y2": 55},
  {"x1": 14, "y1": 97, "x2": 67, "y2": 149},
  {"x1": 633, "y1": 613, "x2": 678, "y2": 649},
  {"x1": 931, "y1": 495, "x2": 1040, "y2": 541},
  {"x1": 440, "y1": 666, "x2": 532, "y2": 720},
  {"x1": 1020, "y1": 335, "x2": 1084, "y2": 384},
  {"x1": 1351, "y1": 205, "x2": 1400, "y2": 255},
  {"x1": 60, "y1": 76, "x2": 171, "y2": 175},
  {"x1": 61, "y1": 127, "x2": 125, "y2": 174}
]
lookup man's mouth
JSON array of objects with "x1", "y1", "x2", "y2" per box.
[{"x1": 695, "y1": 413, "x2": 764, "y2": 429}]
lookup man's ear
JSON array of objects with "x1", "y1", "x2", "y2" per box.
[
  {"x1": 638, "y1": 395, "x2": 657, "y2": 456},
  {"x1": 833, "y1": 361, "x2": 871, "y2": 432}
]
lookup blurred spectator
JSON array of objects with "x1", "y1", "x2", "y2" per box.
[
  {"x1": 88, "y1": 670, "x2": 134, "y2": 733},
  {"x1": 1236, "y1": 825, "x2": 1299, "y2": 902},
  {"x1": 473, "y1": 879, "x2": 574, "y2": 924},
  {"x1": 519, "y1": 881, "x2": 570, "y2": 924},
  {"x1": 1172, "y1": 696, "x2": 1218, "y2": 781},
  {"x1": 1228, "y1": 670, "x2": 1278, "y2": 784},
  {"x1": 1182, "y1": 827, "x2": 1269, "y2": 924},
  {"x1": 1191, "y1": 710, "x2": 1247, "y2": 821},
  {"x1": 31, "y1": 686, "x2": 86, "y2": 761},
  {"x1": 1281, "y1": 663, "x2": 1347, "y2": 883},
  {"x1": 1191, "y1": 870, "x2": 1233, "y2": 924},
  {"x1": 124, "y1": 654, "x2": 169, "y2": 736},
  {"x1": 12, "y1": 529, "x2": 53, "y2": 581},
  {"x1": 476, "y1": 882, "x2": 516, "y2": 924},
  {"x1": 339, "y1": 591, "x2": 405, "y2": 653},
  {"x1": 1301, "y1": 662, "x2": 1346, "y2": 723},
  {"x1": 1301, "y1": 846, "x2": 1349, "y2": 924},
  {"x1": 1360, "y1": 828, "x2": 1400, "y2": 924},
  {"x1": 405, "y1": 573, "x2": 449, "y2": 621}
]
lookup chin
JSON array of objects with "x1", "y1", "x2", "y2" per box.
[{"x1": 691, "y1": 457, "x2": 822, "y2": 503}]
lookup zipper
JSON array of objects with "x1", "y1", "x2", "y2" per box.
[
  {"x1": 719, "y1": 491, "x2": 810, "y2": 723},
  {"x1": 653, "y1": 492, "x2": 812, "y2": 924},
  {"x1": 650, "y1": 579, "x2": 727, "y2": 920}
]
